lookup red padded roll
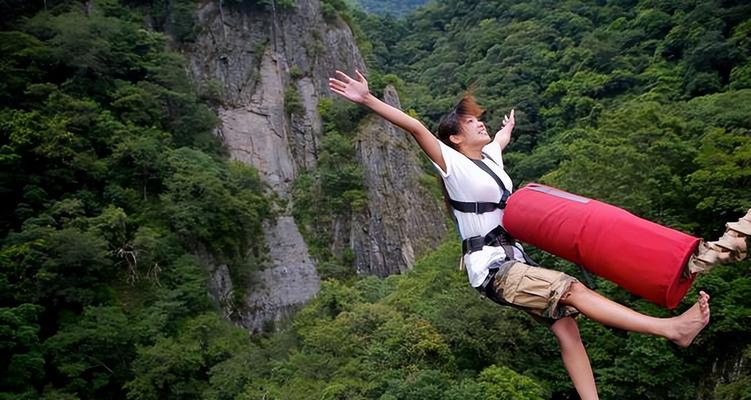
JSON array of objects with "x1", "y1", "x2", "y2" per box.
[{"x1": 502, "y1": 183, "x2": 699, "y2": 309}]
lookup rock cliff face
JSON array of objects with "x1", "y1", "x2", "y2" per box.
[
  {"x1": 186, "y1": 0, "x2": 448, "y2": 331},
  {"x1": 239, "y1": 216, "x2": 320, "y2": 329},
  {"x1": 352, "y1": 86, "x2": 449, "y2": 276},
  {"x1": 190, "y1": 0, "x2": 364, "y2": 194}
]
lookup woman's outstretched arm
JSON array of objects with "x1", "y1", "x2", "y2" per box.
[{"x1": 329, "y1": 70, "x2": 446, "y2": 172}]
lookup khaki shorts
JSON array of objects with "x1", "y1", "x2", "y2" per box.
[{"x1": 481, "y1": 261, "x2": 580, "y2": 323}]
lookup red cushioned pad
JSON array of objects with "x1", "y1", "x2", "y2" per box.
[{"x1": 503, "y1": 183, "x2": 699, "y2": 309}]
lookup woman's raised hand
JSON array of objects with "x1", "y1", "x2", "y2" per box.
[
  {"x1": 328, "y1": 69, "x2": 444, "y2": 169},
  {"x1": 502, "y1": 109, "x2": 515, "y2": 128},
  {"x1": 329, "y1": 70, "x2": 369, "y2": 104},
  {"x1": 493, "y1": 109, "x2": 515, "y2": 150}
]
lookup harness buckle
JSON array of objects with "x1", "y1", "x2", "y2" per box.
[
  {"x1": 462, "y1": 235, "x2": 485, "y2": 254},
  {"x1": 462, "y1": 225, "x2": 517, "y2": 255}
]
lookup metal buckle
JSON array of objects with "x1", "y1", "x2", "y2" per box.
[{"x1": 469, "y1": 236, "x2": 485, "y2": 252}]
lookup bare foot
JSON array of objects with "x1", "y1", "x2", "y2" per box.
[{"x1": 671, "y1": 291, "x2": 711, "y2": 348}]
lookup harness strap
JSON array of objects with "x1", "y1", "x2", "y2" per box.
[
  {"x1": 462, "y1": 225, "x2": 515, "y2": 255},
  {"x1": 463, "y1": 228, "x2": 538, "y2": 263},
  {"x1": 448, "y1": 152, "x2": 511, "y2": 214},
  {"x1": 449, "y1": 199, "x2": 502, "y2": 214},
  {"x1": 471, "y1": 154, "x2": 511, "y2": 205},
  {"x1": 464, "y1": 224, "x2": 545, "y2": 296}
]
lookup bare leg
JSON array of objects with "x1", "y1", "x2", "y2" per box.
[
  {"x1": 550, "y1": 317, "x2": 599, "y2": 400},
  {"x1": 559, "y1": 282, "x2": 710, "y2": 347}
]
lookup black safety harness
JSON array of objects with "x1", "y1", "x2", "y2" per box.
[
  {"x1": 448, "y1": 153, "x2": 538, "y2": 292},
  {"x1": 448, "y1": 153, "x2": 511, "y2": 215},
  {"x1": 449, "y1": 153, "x2": 517, "y2": 255}
]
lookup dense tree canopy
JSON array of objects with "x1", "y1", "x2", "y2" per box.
[
  {"x1": 1, "y1": 1, "x2": 269, "y2": 398},
  {"x1": 354, "y1": 0, "x2": 431, "y2": 17},
  {"x1": 349, "y1": 0, "x2": 751, "y2": 398}
]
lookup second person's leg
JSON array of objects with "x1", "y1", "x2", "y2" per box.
[{"x1": 550, "y1": 317, "x2": 599, "y2": 400}]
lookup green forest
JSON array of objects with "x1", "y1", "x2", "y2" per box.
[
  {"x1": 354, "y1": 0, "x2": 431, "y2": 17},
  {"x1": 1, "y1": 0, "x2": 751, "y2": 399}
]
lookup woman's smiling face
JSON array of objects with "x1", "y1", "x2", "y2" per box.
[{"x1": 452, "y1": 114, "x2": 491, "y2": 150}]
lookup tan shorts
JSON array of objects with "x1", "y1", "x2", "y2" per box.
[{"x1": 482, "y1": 261, "x2": 579, "y2": 323}]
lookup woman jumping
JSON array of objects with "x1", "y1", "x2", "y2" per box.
[{"x1": 328, "y1": 69, "x2": 721, "y2": 399}]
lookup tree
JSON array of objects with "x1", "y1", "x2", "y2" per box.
[
  {"x1": 0, "y1": 304, "x2": 44, "y2": 399},
  {"x1": 43, "y1": 306, "x2": 135, "y2": 398},
  {"x1": 125, "y1": 313, "x2": 257, "y2": 400}
]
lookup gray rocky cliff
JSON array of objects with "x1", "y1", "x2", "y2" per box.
[
  {"x1": 239, "y1": 216, "x2": 320, "y2": 330},
  {"x1": 190, "y1": 0, "x2": 364, "y2": 194},
  {"x1": 352, "y1": 86, "x2": 449, "y2": 276},
  {"x1": 187, "y1": 0, "x2": 366, "y2": 331},
  {"x1": 185, "y1": 0, "x2": 448, "y2": 331}
]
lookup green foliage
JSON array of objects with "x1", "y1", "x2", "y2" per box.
[
  {"x1": 197, "y1": 242, "x2": 553, "y2": 399},
  {"x1": 2, "y1": 1, "x2": 751, "y2": 399},
  {"x1": 355, "y1": 0, "x2": 429, "y2": 18},
  {"x1": 713, "y1": 345, "x2": 751, "y2": 400},
  {"x1": 321, "y1": 0, "x2": 350, "y2": 22},
  {"x1": 0, "y1": 223, "x2": 113, "y2": 313},
  {"x1": 161, "y1": 148, "x2": 269, "y2": 260},
  {"x1": 43, "y1": 306, "x2": 134, "y2": 398},
  {"x1": 0, "y1": 304, "x2": 44, "y2": 398},
  {"x1": 365, "y1": 70, "x2": 405, "y2": 97},
  {"x1": 288, "y1": 65, "x2": 304, "y2": 80},
  {"x1": 356, "y1": 0, "x2": 751, "y2": 152},
  {"x1": 170, "y1": 0, "x2": 200, "y2": 43},
  {"x1": 127, "y1": 0, "x2": 201, "y2": 43},
  {"x1": 125, "y1": 312, "x2": 262, "y2": 400},
  {"x1": 283, "y1": 85, "x2": 303, "y2": 115},
  {"x1": 475, "y1": 365, "x2": 546, "y2": 400},
  {"x1": 1, "y1": 2, "x2": 271, "y2": 398}
]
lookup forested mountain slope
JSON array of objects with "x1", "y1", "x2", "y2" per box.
[
  {"x1": 358, "y1": 0, "x2": 751, "y2": 234},
  {"x1": 1, "y1": 0, "x2": 749, "y2": 399},
  {"x1": 0, "y1": 1, "x2": 271, "y2": 398},
  {"x1": 355, "y1": 0, "x2": 431, "y2": 17},
  {"x1": 350, "y1": 0, "x2": 751, "y2": 398}
]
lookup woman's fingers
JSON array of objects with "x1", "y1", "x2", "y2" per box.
[
  {"x1": 329, "y1": 78, "x2": 347, "y2": 89},
  {"x1": 330, "y1": 70, "x2": 368, "y2": 103},
  {"x1": 328, "y1": 79, "x2": 345, "y2": 93},
  {"x1": 330, "y1": 87, "x2": 347, "y2": 97},
  {"x1": 355, "y1": 69, "x2": 367, "y2": 83},
  {"x1": 503, "y1": 109, "x2": 515, "y2": 126},
  {"x1": 335, "y1": 70, "x2": 352, "y2": 83},
  {"x1": 329, "y1": 79, "x2": 356, "y2": 100}
]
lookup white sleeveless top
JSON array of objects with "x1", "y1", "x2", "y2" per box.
[{"x1": 430, "y1": 140, "x2": 527, "y2": 287}]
